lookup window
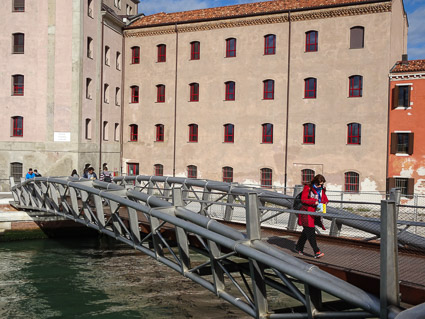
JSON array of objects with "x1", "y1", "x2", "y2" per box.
[
  {"x1": 117, "y1": 0, "x2": 121, "y2": 9},
  {"x1": 12, "y1": 75, "x2": 24, "y2": 96},
  {"x1": 303, "y1": 123, "x2": 315, "y2": 144},
  {"x1": 86, "y1": 78, "x2": 92, "y2": 99},
  {"x1": 114, "y1": 0, "x2": 118, "y2": 7},
  {"x1": 301, "y1": 169, "x2": 315, "y2": 185},
  {"x1": 304, "y1": 78, "x2": 317, "y2": 98},
  {"x1": 13, "y1": 0, "x2": 25, "y2": 12},
  {"x1": 350, "y1": 26, "x2": 364, "y2": 49},
  {"x1": 104, "y1": 84, "x2": 109, "y2": 103},
  {"x1": 390, "y1": 132, "x2": 414, "y2": 155},
  {"x1": 264, "y1": 34, "x2": 276, "y2": 55},
  {"x1": 130, "y1": 124, "x2": 138, "y2": 141},
  {"x1": 10, "y1": 162, "x2": 23, "y2": 183},
  {"x1": 262, "y1": 123, "x2": 273, "y2": 143},
  {"x1": 345, "y1": 172, "x2": 359, "y2": 193},
  {"x1": 222, "y1": 166, "x2": 233, "y2": 183},
  {"x1": 392, "y1": 85, "x2": 411, "y2": 108},
  {"x1": 13, "y1": 33, "x2": 24, "y2": 54},
  {"x1": 387, "y1": 177, "x2": 414, "y2": 197},
  {"x1": 105, "y1": 46, "x2": 110, "y2": 66},
  {"x1": 103, "y1": 121, "x2": 108, "y2": 141},
  {"x1": 347, "y1": 123, "x2": 361, "y2": 145},
  {"x1": 225, "y1": 81, "x2": 235, "y2": 101},
  {"x1": 188, "y1": 124, "x2": 198, "y2": 142},
  {"x1": 87, "y1": 37, "x2": 93, "y2": 58},
  {"x1": 226, "y1": 38, "x2": 236, "y2": 57},
  {"x1": 189, "y1": 83, "x2": 199, "y2": 102},
  {"x1": 263, "y1": 80, "x2": 274, "y2": 100},
  {"x1": 191, "y1": 41, "x2": 200, "y2": 60},
  {"x1": 349, "y1": 75, "x2": 362, "y2": 97},
  {"x1": 126, "y1": 4, "x2": 133, "y2": 15},
  {"x1": 157, "y1": 44, "x2": 166, "y2": 62},
  {"x1": 154, "y1": 164, "x2": 163, "y2": 176},
  {"x1": 130, "y1": 85, "x2": 139, "y2": 103},
  {"x1": 155, "y1": 124, "x2": 164, "y2": 142},
  {"x1": 115, "y1": 87, "x2": 121, "y2": 106},
  {"x1": 85, "y1": 118, "x2": 92, "y2": 140},
  {"x1": 127, "y1": 163, "x2": 139, "y2": 176},
  {"x1": 131, "y1": 46, "x2": 140, "y2": 64},
  {"x1": 157, "y1": 84, "x2": 165, "y2": 103},
  {"x1": 306, "y1": 31, "x2": 318, "y2": 52},
  {"x1": 114, "y1": 123, "x2": 119, "y2": 141},
  {"x1": 88, "y1": 0, "x2": 93, "y2": 18},
  {"x1": 11, "y1": 116, "x2": 23, "y2": 137},
  {"x1": 187, "y1": 165, "x2": 197, "y2": 179},
  {"x1": 261, "y1": 168, "x2": 272, "y2": 188},
  {"x1": 116, "y1": 52, "x2": 121, "y2": 70},
  {"x1": 224, "y1": 124, "x2": 234, "y2": 143}
]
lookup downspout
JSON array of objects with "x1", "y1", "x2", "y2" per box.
[
  {"x1": 99, "y1": 16, "x2": 105, "y2": 175},
  {"x1": 284, "y1": 11, "x2": 292, "y2": 193},
  {"x1": 120, "y1": 30, "x2": 125, "y2": 175},
  {"x1": 173, "y1": 23, "x2": 179, "y2": 177},
  {"x1": 385, "y1": 75, "x2": 391, "y2": 187}
]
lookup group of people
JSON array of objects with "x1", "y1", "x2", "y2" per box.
[
  {"x1": 70, "y1": 163, "x2": 112, "y2": 182},
  {"x1": 25, "y1": 168, "x2": 42, "y2": 179}
]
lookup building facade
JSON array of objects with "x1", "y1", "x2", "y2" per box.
[{"x1": 122, "y1": 0, "x2": 407, "y2": 191}]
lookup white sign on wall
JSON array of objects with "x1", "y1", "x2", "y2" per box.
[{"x1": 54, "y1": 132, "x2": 71, "y2": 142}]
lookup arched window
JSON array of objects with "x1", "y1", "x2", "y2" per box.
[
  {"x1": 187, "y1": 165, "x2": 197, "y2": 179},
  {"x1": 129, "y1": 124, "x2": 138, "y2": 141},
  {"x1": 130, "y1": 85, "x2": 139, "y2": 103},
  {"x1": 301, "y1": 169, "x2": 315, "y2": 185},
  {"x1": 10, "y1": 162, "x2": 23, "y2": 183},
  {"x1": 305, "y1": 31, "x2": 318, "y2": 52},
  {"x1": 154, "y1": 164, "x2": 163, "y2": 176},
  {"x1": 349, "y1": 75, "x2": 363, "y2": 97},
  {"x1": 350, "y1": 26, "x2": 364, "y2": 49},
  {"x1": 191, "y1": 41, "x2": 200, "y2": 60},
  {"x1": 114, "y1": 123, "x2": 119, "y2": 141},
  {"x1": 13, "y1": 33, "x2": 24, "y2": 53},
  {"x1": 156, "y1": 84, "x2": 165, "y2": 102},
  {"x1": 264, "y1": 34, "x2": 276, "y2": 55},
  {"x1": 85, "y1": 118, "x2": 92, "y2": 140},
  {"x1": 116, "y1": 51, "x2": 121, "y2": 70},
  {"x1": 11, "y1": 116, "x2": 23, "y2": 137},
  {"x1": 12, "y1": 75, "x2": 24, "y2": 96},
  {"x1": 104, "y1": 83, "x2": 109, "y2": 103},
  {"x1": 87, "y1": 37, "x2": 93, "y2": 58},
  {"x1": 224, "y1": 124, "x2": 234, "y2": 143},
  {"x1": 263, "y1": 80, "x2": 274, "y2": 100},
  {"x1": 155, "y1": 124, "x2": 164, "y2": 142},
  {"x1": 189, "y1": 83, "x2": 199, "y2": 101},
  {"x1": 222, "y1": 166, "x2": 233, "y2": 183},
  {"x1": 262, "y1": 123, "x2": 273, "y2": 143},
  {"x1": 103, "y1": 121, "x2": 108, "y2": 141},
  {"x1": 188, "y1": 124, "x2": 198, "y2": 142},
  {"x1": 345, "y1": 172, "x2": 359, "y2": 193},
  {"x1": 86, "y1": 78, "x2": 92, "y2": 99},
  {"x1": 225, "y1": 81, "x2": 235, "y2": 101},
  {"x1": 131, "y1": 46, "x2": 140, "y2": 64},
  {"x1": 87, "y1": 0, "x2": 93, "y2": 17},
  {"x1": 303, "y1": 123, "x2": 315, "y2": 144},
  {"x1": 261, "y1": 168, "x2": 272, "y2": 188},
  {"x1": 347, "y1": 123, "x2": 361, "y2": 145},
  {"x1": 115, "y1": 87, "x2": 121, "y2": 106},
  {"x1": 304, "y1": 78, "x2": 317, "y2": 99},
  {"x1": 226, "y1": 38, "x2": 236, "y2": 57},
  {"x1": 105, "y1": 45, "x2": 110, "y2": 66},
  {"x1": 157, "y1": 44, "x2": 166, "y2": 62}
]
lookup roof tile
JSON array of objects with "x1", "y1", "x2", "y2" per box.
[{"x1": 391, "y1": 60, "x2": 425, "y2": 73}]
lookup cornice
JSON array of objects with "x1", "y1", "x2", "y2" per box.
[
  {"x1": 124, "y1": 2, "x2": 391, "y2": 38},
  {"x1": 390, "y1": 73, "x2": 425, "y2": 80}
]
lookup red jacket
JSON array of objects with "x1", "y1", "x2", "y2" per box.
[{"x1": 297, "y1": 184, "x2": 328, "y2": 229}]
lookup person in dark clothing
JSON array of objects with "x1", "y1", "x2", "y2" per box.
[
  {"x1": 34, "y1": 169, "x2": 42, "y2": 177},
  {"x1": 71, "y1": 169, "x2": 79, "y2": 178},
  {"x1": 295, "y1": 174, "x2": 328, "y2": 258}
]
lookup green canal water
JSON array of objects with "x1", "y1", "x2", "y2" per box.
[{"x1": 0, "y1": 237, "x2": 250, "y2": 318}]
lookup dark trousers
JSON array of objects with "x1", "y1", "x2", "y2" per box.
[{"x1": 296, "y1": 226, "x2": 320, "y2": 254}]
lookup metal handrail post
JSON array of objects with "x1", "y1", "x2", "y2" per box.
[{"x1": 287, "y1": 185, "x2": 302, "y2": 231}]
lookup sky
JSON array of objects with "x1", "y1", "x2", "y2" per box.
[{"x1": 137, "y1": 0, "x2": 425, "y2": 60}]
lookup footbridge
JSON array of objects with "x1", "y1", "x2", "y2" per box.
[{"x1": 9, "y1": 176, "x2": 425, "y2": 319}]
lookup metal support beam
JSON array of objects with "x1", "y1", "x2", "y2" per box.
[{"x1": 246, "y1": 193, "x2": 261, "y2": 240}]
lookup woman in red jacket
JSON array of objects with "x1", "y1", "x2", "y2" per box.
[{"x1": 295, "y1": 174, "x2": 328, "y2": 258}]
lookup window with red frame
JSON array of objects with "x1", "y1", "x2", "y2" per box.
[
  {"x1": 261, "y1": 168, "x2": 272, "y2": 188},
  {"x1": 224, "y1": 124, "x2": 234, "y2": 143},
  {"x1": 262, "y1": 123, "x2": 273, "y2": 143},
  {"x1": 131, "y1": 46, "x2": 140, "y2": 64},
  {"x1": 154, "y1": 164, "x2": 163, "y2": 176},
  {"x1": 155, "y1": 124, "x2": 164, "y2": 142},
  {"x1": 305, "y1": 31, "x2": 318, "y2": 52},
  {"x1": 347, "y1": 123, "x2": 361, "y2": 144},
  {"x1": 264, "y1": 34, "x2": 276, "y2": 55},
  {"x1": 301, "y1": 169, "x2": 315, "y2": 185},
  {"x1": 191, "y1": 41, "x2": 200, "y2": 60},
  {"x1": 12, "y1": 75, "x2": 24, "y2": 96},
  {"x1": 225, "y1": 81, "x2": 235, "y2": 101},
  {"x1": 157, "y1": 84, "x2": 165, "y2": 102},
  {"x1": 189, "y1": 83, "x2": 199, "y2": 102},
  {"x1": 222, "y1": 166, "x2": 233, "y2": 183},
  {"x1": 304, "y1": 78, "x2": 317, "y2": 98},
  {"x1": 188, "y1": 124, "x2": 198, "y2": 142},
  {"x1": 226, "y1": 38, "x2": 236, "y2": 57},
  {"x1": 130, "y1": 124, "x2": 138, "y2": 141},
  {"x1": 157, "y1": 44, "x2": 166, "y2": 62},
  {"x1": 187, "y1": 165, "x2": 197, "y2": 178},
  {"x1": 345, "y1": 171, "x2": 359, "y2": 192},
  {"x1": 349, "y1": 75, "x2": 362, "y2": 97},
  {"x1": 130, "y1": 85, "x2": 139, "y2": 103},
  {"x1": 13, "y1": 33, "x2": 24, "y2": 53},
  {"x1": 13, "y1": 0, "x2": 25, "y2": 12},
  {"x1": 12, "y1": 116, "x2": 23, "y2": 137},
  {"x1": 127, "y1": 163, "x2": 139, "y2": 176},
  {"x1": 303, "y1": 123, "x2": 315, "y2": 144},
  {"x1": 263, "y1": 80, "x2": 274, "y2": 100}
]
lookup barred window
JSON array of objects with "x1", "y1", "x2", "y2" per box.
[
  {"x1": 301, "y1": 169, "x2": 315, "y2": 185},
  {"x1": 345, "y1": 171, "x2": 359, "y2": 193}
]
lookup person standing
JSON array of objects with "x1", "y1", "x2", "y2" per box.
[
  {"x1": 99, "y1": 166, "x2": 112, "y2": 183},
  {"x1": 295, "y1": 174, "x2": 328, "y2": 258},
  {"x1": 71, "y1": 169, "x2": 79, "y2": 178},
  {"x1": 34, "y1": 169, "x2": 42, "y2": 177},
  {"x1": 25, "y1": 168, "x2": 35, "y2": 179},
  {"x1": 85, "y1": 167, "x2": 97, "y2": 180}
]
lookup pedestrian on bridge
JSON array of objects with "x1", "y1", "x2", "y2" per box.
[
  {"x1": 25, "y1": 168, "x2": 35, "y2": 179},
  {"x1": 295, "y1": 174, "x2": 328, "y2": 258}
]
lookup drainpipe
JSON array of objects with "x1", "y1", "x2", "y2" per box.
[
  {"x1": 99, "y1": 16, "x2": 105, "y2": 175},
  {"x1": 284, "y1": 11, "x2": 292, "y2": 193},
  {"x1": 173, "y1": 23, "x2": 179, "y2": 177},
  {"x1": 386, "y1": 75, "x2": 391, "y2": 188},
  {"x1": 120, "y1": 29, "x2": 125, "y2": 176}
]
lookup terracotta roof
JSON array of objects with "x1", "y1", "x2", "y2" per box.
[
  {"x1": 391, "y1": 60, "x2": 425, "y2": 73},
  {"x1": 129, "y1": 0, "x2": 388, "y2": 28}
]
